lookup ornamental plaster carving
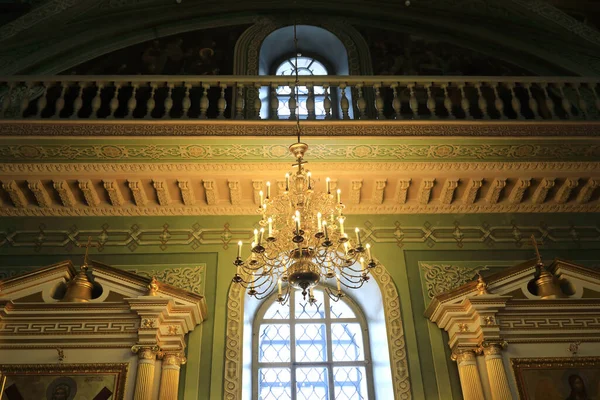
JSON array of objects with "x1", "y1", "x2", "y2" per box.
[
  {"x1": 126, "y1": 266, "x2": 205, "y2": 295},
  {"x1": 440, "y1": 178, "x2": 459, "y2": 205},
  {"x1": 177, "y1": 179, "x2": 195, "y2": 206},
  {"x1": 1, "y1": 121, "x2": 599, "y2": 137},
  {"x1": 203, "y1": 179, "x2": 217, "y2": 205},
  {"x1": 103, "y1": 179, "x2": 124, "y2": 206},
  {"x1": 78, "y1": 179, "x2": 101, "y2": 207},
  {"x1": 350, "y1": 179, "x2": 363, "y2": 205},
  {"x1": 554, "y1": 177, "x2": 579, "y2": 203},
  {"x1": 463, "y1": 178, "x2": 483, "y2": 204},
  {"x1": 128, "y1": 179, "x2": 148, "y2": 206},
  {"x1": 228, "y1": 180, "x2": 242, "y2": 205},
  {"x1": 28, "y1": 180, "x2": 52, "y2": 208},
  {"x1": 153, "y1": 179, "x2": 172, "y2": 206},
  {"x1": 223, "y1": 262, "x2": 411, "y2": 400},
  {"x1": 576, "y1": 178, "x2": 600, "y2": 204},
  {"x1": 418, "y1": 179, "x2": 435, "y2": 205},
  {"x1": 531, "y1": 177, "x2": 555, "y2": 204},
  {"x1": 420, "y1": 263, "x2": 490, "y2": 299},
  {"x1": 372, "y1": 179, "x2": 386, "y2": 205},
  {"x1": 395, "y1": 178, "x2": 411, "y2": 204},
  {"x1": 2, "y1": 180, "x2": 27, "y2": 208},
  {"x1": 508, "y1": 178, "x2": 531, "y2": 204},
  {"x1": 53, "y1": 179, "x2": 76, "y2": 207},
  {"x1": 486, "y1": 178, "x2": 507, "y2": 204}
]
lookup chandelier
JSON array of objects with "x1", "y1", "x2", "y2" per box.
[{"x1": 231, "y1": 25, "x2": 377, "y2": 305}]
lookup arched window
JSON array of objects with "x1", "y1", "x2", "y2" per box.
[
  {"x1": 274, "y1": 55, "x2": 328, "y2": 119},
  {"x1": 253, "y1": 288, "x2": 374, "y2": 400}
]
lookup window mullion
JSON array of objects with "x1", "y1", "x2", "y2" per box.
[
  {"x1": 325, "y1": 291, "x2": 335, "y2": 400},
  {"x1": 290, "y1": 289, "x2": 297, "y2": 400}
]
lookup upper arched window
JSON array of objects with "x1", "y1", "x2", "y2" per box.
[
  {"x1": 275, "y1": 56, "x2": 328, "y2": 119},
  {"x1": 253, "y1": 288, "x2": 374, "y2": 400}
]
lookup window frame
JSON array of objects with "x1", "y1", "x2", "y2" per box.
[
  {"x1": 252, "y1": 287, "x2": 375, "y2": 400},
  {"x1": 269, "y1": 53, "x2": 338, "y2": 120}
]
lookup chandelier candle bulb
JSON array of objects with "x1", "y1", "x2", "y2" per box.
[
  {"x1": 251, "y1": 242, "x2": 256, "y2": 260},
  {"x1": 344, "y1": 242, "x2": 349, "y2": 256},
  {"x1": 268, "y1": 218, "x2": 273, "y2": 237},
  {"x1": 355, "y1": 228, "x2": 362, "y2": 246},
  {"x1": 336, "y1": 275, "x2": 341, "y2": 291},
  {"x1": 285, "y1": 173, "x2": 290, "y2": 192},
  {"x1": 323, "y1": 221, "x2": 329, "y2": 240},
  {"x1": 237, "y1": 241, "x2": 242, "y2": 258},
  {"x1": 295, "y1": 210, "x2": 301, "y2": 228},
  {"x1": 326, "y1": 177, "x2": 331, "y2": 194},
  {"x1": 295, "y1": 217, "x2": 300, "y2": 235},
  {"x1": 337, "y1": 189, "x2": 342, "y2": 204},
  {"x1": 266, "y1": 182, "x2": 271, "y2": 199},
  {"x1": 366, "y1": 243, "x2": 372, "y2": 260},
  {"x1": 307, "y1": 172, "x2": 312, "y2": 190},
  {"x1": 360, "y1": 257, "x2": 366, "y2": 272},
  {"x1": 339, "y1": 217, "x2": 345, "y2": 236},
  {"x1": 253, "y1": 229, "x2": 258, "y2": 244},
  {"x1": 259, "y1": 228, "x2": 265, "y2": 245},
  {"x1": 317, "y1": 212, "x2": 322, "y2": 231},
  {"x1": 259, "y1": 190, "x2": 264, "y2": 207},
  {"x1": 278, "y1": 278, "x2": 282, "y2": 295}
]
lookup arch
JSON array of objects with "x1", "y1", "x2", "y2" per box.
[{"x1": 223, "y1": 261, "x2": 411, "y2": 400}]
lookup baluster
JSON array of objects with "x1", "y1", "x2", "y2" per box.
[
  {"x1": 541, "y1": 83, "x2": 556, "y2": 119},
  {"x1": 163, "y1": 83, "x2": 174, "y2": 119},
  {"x1": 288, "y1": 83, "x2": 297, "y2": 120},
  {"x1": 145, "y1": 83, "x2": 157, "y2": 119},
  {"x1": 109, "y1": 82, "x2": 121, "y2": 118},
  {"x1": 391, "y1": 83, "x2": 402, "y2": 120},
  {"x1": 458, "y1": 83, "x2": 471, "y2": 119},
  {"x1": 306, "y1": 83, "x2": 316, "y2": 120},
  {"x1": 408, "y1": 83, "x2": 419, "y2": 119},
  {"x1": 1, "y1": 82, "x2": 14, "y2": 118},
  {"x1": 475, "y1": 82, "x2": 488, "y2": 119},
  {"x1": 557, "y1": 83, "x2": 573, "y2": 119},
  {"x1": 217, "y1": 84, "x2": 227, "y2": 119},
  {"x1": 573, "y1": 83, "x2": 588, "y2": 119},
  {"x1": 71, "y1": 82, "x2": 85, "y2": 119},
  {"x1": 91, "y1": 82, "x2": 104, "y2": 119},
  {"x1": 508, "y1": 83, "x2": 523, "y2": 119},
  {"x1": 525, "y1": 83, "x2": 540, "y2": 120},
  {"x1": 254, "y1": 83, "x2": 262, "y2": 120},
  {"x1": 270, "y1": 83, "x2": 279, "y2": 120},
  {"x1": 441, "y1": 83, "x2": 453, "y2": 119},
  {"x1": 36, "y1": 82, "x2": 49, "y2": 118},
  {"x1": 127, "y1": 83, "x2": 138, "y2": 118},
  {"x1": 340, "y1": 83, "x2": 350, "y2": 120},
  {"x1": 492, "y1": 83, "x2": 506, "y2": 119},
  {"x1": 234, "y1": 84, "x2": 244, "y2": 120},
  {"x1": 355, "y1": 84, "x2": 367, "y2": 119},
  {"x1": 374, "y1": 84, "x2": 385, "y2": 119},
  {"x1": 323, "y1": 84, "x2": 331, "y2": 120},
  {"x1": 591, "y1": 82, "x2": 600, "y2": 116},
  {"x1": 182, "y1": 83, "x2": 191, "y2": 119},
  {"x1": 54, "y1": 82, "x2": 67, "y2": 118},
  {"x1": 19, "y1": 82, "x2": 32, "y2": 117},
  {"x1": 199, "y1": 83, "x2": 209, "y2": 119},
  {"x1": 426, "y1": 83, "x2": 437, "y2": 119}
]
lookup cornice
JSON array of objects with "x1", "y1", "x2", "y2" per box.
[{"x1": 1, "y1": 120, "x2": 600, "y2": 137}]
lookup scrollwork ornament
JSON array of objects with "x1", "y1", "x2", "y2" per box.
[
  {"x1": 131, "y1": 344, "x2": 161, "y2": 360},
  {"x1": 452, "y1": 349, "x2": 478, "y2": 364},
  {"x1": 161, "y1": 352, "x2": 187, "y2": 366},
  {"x1": 420, "y1": 263, "x2": 489, "y2": 298},
  {"x1": 480, "y1": 341, "x2": 508, "y2": 357}
]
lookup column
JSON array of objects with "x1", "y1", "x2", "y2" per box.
[
  {"x1": 454, "y1": 350, "x2": 485, "y2": 400},
  {"x1": 483, "y1": 343, "x2": 512, "y2": 400},
  {"x1": 158, "y1": 352, "x2": 186, "y2": 400},
  {"x1": 132, "y1": 345, "x2": 160, "y2": 400}
]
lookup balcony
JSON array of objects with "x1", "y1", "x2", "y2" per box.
[{"x1": 0, "y1": 75, "x2": 599, "y2": 137}]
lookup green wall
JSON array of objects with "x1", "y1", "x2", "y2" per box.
[{"x1": 1, "y1": 213, "x2": 599, "y2": 399}]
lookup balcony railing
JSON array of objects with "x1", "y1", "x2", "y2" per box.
[{"x1": 0, "y1": 76, "x2": 599, "y2": 121}]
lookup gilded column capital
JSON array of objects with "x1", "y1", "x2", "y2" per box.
[
  {"x1": 479, "y1": 340, "x2": 507, "y2": 357},
  {"x1": 160, "y1": 351, "x2": 187, "y2": 367},
  {"x1": 451, "y1": 348, "x2": 479, "y2": 364},
  {"x1": 131, "y1": 344, "x2": 161, "y2": 360}
]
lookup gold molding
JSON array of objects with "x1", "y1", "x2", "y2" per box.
[{"x1": 222, "y1": 262, "x2": 411, "y2": 400}]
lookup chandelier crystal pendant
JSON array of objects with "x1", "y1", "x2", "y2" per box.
[{"x1": 231, "y1": 21, "x2": 377, "y2": 305}]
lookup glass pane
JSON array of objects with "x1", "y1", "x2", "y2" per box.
[
  {"x1": 259, "y1": 324, "x2": 291, "y2": 362},
  {"x1": 334, "y1": 367, "x2": 368, "y2": 400},
  {"x1": 331, "y1": 323, "x2": 364, "y2": 361},
  {"x1": 330, "y1": 299, "x2": 356, "y2": 319},
  {"x1": 295, "y1": 289, "x2": 325, "y2": 319},
  {"x1": 296, "y1": 367, "x2": 329, "y2": 400},
  {"x1": 259, "y1": 368, "x2": 292, "y2": 400},
  {"x1": 295, "y1": 323, "x2": 327, "y2": 362},
  {"x1": 264, "y1": 299, "x2": 290, "y2": 319}
]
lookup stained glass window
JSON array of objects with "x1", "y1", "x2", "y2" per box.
[
  {"x1": 274, "y1": 56, "x2": 328, "y2": 119},
  {"x1": 254, "y1": 289, "x2": 373, "y2": 400}
]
